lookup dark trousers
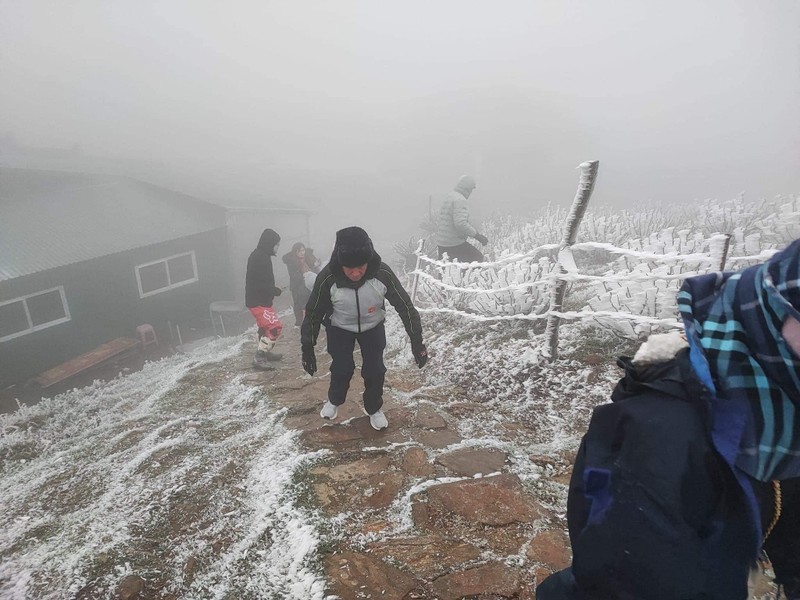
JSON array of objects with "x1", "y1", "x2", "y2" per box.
[
  {"x1": 757, "y1": 477, "x2": 800, "y2": 596},
  {"x1": 326, "y1": 323, "x2": 386, "y2": 415},
  {"x1": 438, "y1": 242, "x2": 484, "y2": 263},
  {"x1": 291, "y1": 285, "x2": 310, "y2": 326}
]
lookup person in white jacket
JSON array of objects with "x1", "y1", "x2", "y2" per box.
[{"x1": 435, "y1": 175, "x2": 489, "y2": 262}]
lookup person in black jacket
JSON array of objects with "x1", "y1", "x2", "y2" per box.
[
  {"x1": 282, "y1": 242, "x2": 314, "y2": 327},
  {"x1": 538, "y1": 240, "x2": 800, "y2": 600},
  {"x1": 300, "y1": 226, "x2": 428, "y2": 430},
  {"x1": 245, "y1": 228, "x2": 283, "y2": 369}
]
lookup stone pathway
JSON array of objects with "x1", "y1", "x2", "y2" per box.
[{"x1": 241, "y1": 327, "x2": 572, "y2": 600}]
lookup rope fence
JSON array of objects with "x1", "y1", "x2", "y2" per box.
[{"x1": 410, "y1": 160, "x2": 784, "y2": 359}]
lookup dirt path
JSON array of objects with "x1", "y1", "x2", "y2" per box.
[{"x1": 245, "y1": 327, "x2": 575, "y2": 600}]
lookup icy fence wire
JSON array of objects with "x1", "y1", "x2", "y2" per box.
[{"x1": 412, "y1": 233, "x2": 782, "y2": 340}]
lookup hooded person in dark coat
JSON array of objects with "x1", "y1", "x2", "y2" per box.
[
  {"x1": 300, "y1": 226, "x2": 428, "y2": 430},
  {"x1": 245, "y1": 228, "x2": 283, "y2": 368},
  {"x1": 538, "y1": 240, "x2": 800, "y2": 600}
]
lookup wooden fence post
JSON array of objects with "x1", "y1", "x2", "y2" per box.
[{"x1": 544, "y1": 160, "x2": 600, "y2": 361}]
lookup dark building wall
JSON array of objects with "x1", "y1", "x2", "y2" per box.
[{"x1": 0, "y1": 228, "x2": 231, "y2": 387}]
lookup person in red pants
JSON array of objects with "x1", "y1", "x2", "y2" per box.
[{"x1": 245, "y1": 228, "x2": 283, "y2": 369}]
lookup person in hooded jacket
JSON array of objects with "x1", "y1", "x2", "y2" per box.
[
  {"x1": 436, "y1": 174, "x2": 489, "y2": 263},
  {"x1": 537, "y1": 240, "x2": 800, "y2": 600},
  {"x1": 282, "y1": 242, "x2": 314, "y2": 327},
  {"x1": 245, "y1": 228, "x2": 283, "y2": 369},
  {"x1": 300, "y1": 226, "x2": 428, "y2": 430}
]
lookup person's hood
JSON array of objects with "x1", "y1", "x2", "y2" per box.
[
  {"x1": 330, "y1": 226, "x2": 374, "y2": 267},
  {"x1": 677, "y1": 238, "x2": 800, "y2": 482},
  {"x1": 329, "y1": 226, "x2": 382, "y2": 287},
  {"x1": 256, "y1": 228, "x2": 281, "y2": 255},
  {"x1": 611, "y1": 332, "x2": 689, "y2": 401},
  {"x1": 454, "y1": 175, "x2": 476, "y2": 198}
]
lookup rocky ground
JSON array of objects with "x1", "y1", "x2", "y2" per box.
[
  {"x1": 235, "y1": 328, "x2": 577, "y2": 600},
  {"x1": 232, "y1": 326, "x2": 780, "y2": 600},
  {"x1": 2, "y1": 320, "x2": 779, "y2": 599}
]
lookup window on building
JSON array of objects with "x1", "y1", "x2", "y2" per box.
[
  {"x1": 136, "y1": 251, "x2": 198, "y2": 298},
  {"x1": 0, "y1": 287, "x2": 71, "y2": 342}
]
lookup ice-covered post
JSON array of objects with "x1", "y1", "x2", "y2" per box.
[
  {"x1": 410, "y1": 239, "x2": 424, "y2": 304},
  {"x1": 544, "y1": 160, "x2": 600, "y2": 362},
  {"x1": 712, "y1": 233, "x2": 733, "y2": 271}
]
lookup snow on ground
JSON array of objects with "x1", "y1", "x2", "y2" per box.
[
  {"x1": 384, "y1": 308, "x2": 625, "y2": 517},
  {"x1": 3, "y1": 199, "x2": 793, "y2": 598},
  {"x1": 0, "y1": 336, "x2": 330, "y2": 599},
  {"x1": 0, "y1": 311, "x2": 619, "y2": 598}
]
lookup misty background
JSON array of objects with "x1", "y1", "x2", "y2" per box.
[{"x1": 2, "y1": 0, "x2": 799, "y2": 256}]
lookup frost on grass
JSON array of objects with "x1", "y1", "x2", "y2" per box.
[{"x1": 0, "y1": 336, "x2": 330, "y2": 600}]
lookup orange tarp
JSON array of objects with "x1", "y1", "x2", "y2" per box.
[{"x1": 35, "y1": 337, "x2": 141, "y2": 388}]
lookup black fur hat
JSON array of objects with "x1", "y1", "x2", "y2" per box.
[{"x1": 335, "y1": 226, "x2": 374, "y2": 267}]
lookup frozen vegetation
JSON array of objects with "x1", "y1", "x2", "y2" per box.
[{"x1": 1, "y1": 194, "x2": 796, "y2": 598}]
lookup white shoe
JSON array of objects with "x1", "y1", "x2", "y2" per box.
[
  {"x1": 320, "y1": 401, "x2": 338, "y2": 420},
  {"x1": 368, "y1": 409, "x2": 388, "y2": 431}
]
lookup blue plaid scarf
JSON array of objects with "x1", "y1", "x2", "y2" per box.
[{"x1": 677, "y1": 239, "x2": 800, "y2": 482}]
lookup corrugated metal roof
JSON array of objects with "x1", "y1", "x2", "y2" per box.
[{"x1": 0, "y1": 168, "x2": 227, "y2": 282}]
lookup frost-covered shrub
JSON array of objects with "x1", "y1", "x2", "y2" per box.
[
  {"x1": 410, "y1": 192, "x2": 800, "y2": 340},
  {"x1": 416, "y1": 253, "x2": 556, "y2": 316}
]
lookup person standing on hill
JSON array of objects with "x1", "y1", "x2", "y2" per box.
[
  {"x1": 303, "y1": 247, "x2": 322, "y2": 291},
  {"x1": 436, "y1": 174, "x2": 489, "y2": 263},
  {"x1": 537, "y1": 240, "x2": 800, "y2": 600},
  {"x1": 305, "y1": 247, "x2": 322, "y2": 272},
  {"x1": 282, "y1": 242, "x2": 314, "y2": 327},
  {"x1": 245, "y1": 228, "x2": 283, "y2": 369},
  {"x1": 300, "y1": 226, "x2": 428, "y2": 430}
]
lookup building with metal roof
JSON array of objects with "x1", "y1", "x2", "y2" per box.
[
  {"x1": 0, "y1": 168, "x2": 235, "y2": 390},
  {"x1": 0, "y1": 168, "x2": 227, "y2": 281}
]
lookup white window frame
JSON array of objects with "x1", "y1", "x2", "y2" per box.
[
  {"x1": 0, "y1": 286, "x2": 71, "y2": 342},
  {"x1": 135, "y1": 251, "x2": 199, "y2": 298}
]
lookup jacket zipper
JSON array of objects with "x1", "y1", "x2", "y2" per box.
[{"x1": 354, "y1": 288, "x2": 362, "y2": 333}]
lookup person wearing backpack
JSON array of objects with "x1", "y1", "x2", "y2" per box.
[
  {"x1": 537, "y1": 240, "x2": 800, "y2": 600},
  {"x1": 300, "y1": 226, "x2": 428, "y2": 430}
]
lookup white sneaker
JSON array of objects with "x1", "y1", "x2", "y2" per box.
[
  {"x1": 320, "y1": 401, "x2": 338, "y2": 420},
  {"x1": 368, "y1": 409, "x2": 388, "y2": 431}
]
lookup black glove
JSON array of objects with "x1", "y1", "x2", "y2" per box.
[
  {"x1": 412, "y1": 342, "x2": 428, "y2": 369},
  {"x1": 474, "y1": 233, "x2": 489, "y2": 245},
  {"x1": 302, "y1": 344, "x2": 317, "y2": 375},
  {"x1": 273, "y1": 286, "x2": 282, "y2": 297}
]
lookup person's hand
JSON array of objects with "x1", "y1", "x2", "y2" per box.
[
  {"x1": 412, "y1": 342, "x2": 428, "y2": 368},
  {"x1": 474, "y1": 233, "x2": 489, "y2": 245},
  {"x1": 302, "y1": 344, "x2": 317, "y2": 375}
]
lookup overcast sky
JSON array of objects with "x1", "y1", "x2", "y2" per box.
[{"x1": 2, "y1": 0, "x2": 799, "y2": 245}]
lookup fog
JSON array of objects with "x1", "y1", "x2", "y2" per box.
[{"x1": 2, "y1": 0, "x2": 799, "y2": 252}]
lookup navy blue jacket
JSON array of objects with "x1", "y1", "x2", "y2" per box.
[{"x1": 538, "y1": 350, "x2": 758, "y2": 600}]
